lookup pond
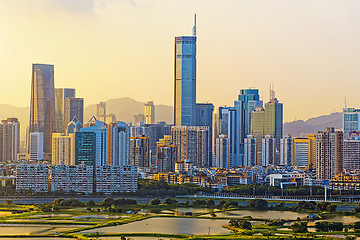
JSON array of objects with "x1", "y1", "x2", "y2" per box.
[
  {"x1": 202, "y1": 210, "x2": 309, "y2": 220},
  {"x1": 0, "y1": 224, "x2": 86, "y2": 235},
  {"x1": 81, "y1": 217, "x2": 231, "y2": 235}
]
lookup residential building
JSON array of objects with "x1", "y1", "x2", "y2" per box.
[
  {"x1": 50, "y1": 164, "x2": 93, "y2": 194},
  {"x1": 16, "y1": 164, "x2": 49, "y2": 193},
  {"x1": 144, "y1": 101, "x2": 155, "y2": 124},
  {"x1": 262, "y1": 135, "x2": 275, "y2": 166},
  {"x1": 215, "y1": 134, "x2": 229, "y2": 169},
  {"x1": 95, "y1": 165, "x2": 138, "y2": 194},
  {"x1": 29, "y1": 132, "x2": 43, "y2": 161},
  {"x1": 54, "y1": 88, "x2": 76, "y2": 133},
  {"x1": 244, "y1": 135, "x2": 256, "y2": 166},
  {"x1": 96, "y1": 102, "x2": 106, "y2": 122},
  {"x1": 156, "y1": 135, "x2": 177, "y2": 172},
  {"x1": 344, "y1": 140, "x2": 360, "y2": 170},
  {"x1": 52, "y1": 133, "x2": 75, "y2": 165},
  {"x1": 133, "y1": 114, "x2": 144, "y2": 126},
  {"x1": 174, "y1": 15, "x2": 197, "y2": 126},
  {"x1": 129, "y1": 136, "x2": 150, "y2": 167},
  {"x1": 293, "y1": 138, "x2": 314, "y2": 167},
  {"x1": 29, "y1": 63, "x2": 55, "y2": 153},
  {"x1": 196, "y1": 103, "x2": 214, "y2": 166},
  {"x1": 280, "y1": 135, "x2": 293, "y2": 166},
  {"x1": 171, "y1": 126, "x2": 209, "y2": 167},
  {"x1": 0, "y1": 118, "x2": 20, "y2": 162},
  {"x1": 316, "y1": 127, "x2": 344, "y2": 180},
  {"x1": 329, "y1": 173, "x2": 360, "y2": 190}
]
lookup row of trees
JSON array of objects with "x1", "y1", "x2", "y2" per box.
[{"x1": 292, "y1": 201, "x2": 337, "y2": 212}]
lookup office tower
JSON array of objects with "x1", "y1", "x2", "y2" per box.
[
  {"x1": 66, "y1": 118, "x2": 82, "y2": 135},
  {"x1": 215, "y1": 134, "x2": 229, "y2": 169},
  {"x1": 196, "y1": 103, "x2": 214, "y2": 166},
  {"x1": 171, "y1": 125, "x2": 209, "y2": 167},
  {"x1": 293, "y1": 138, "x2": 311, "y2": 167},
  {"x1": 50, "y1": 164, "x2": 93, "y2": 194},
  {"x1": 107, "y1": 121, "x2": 130, "y2": 166},
  {"x1": 262, "y1": 135, "x2": 275, "y2": 166},
  {"x1": 250, "y1": 91, "x2": 283, "y2": 165},
  {"x1": 307, "y1": 134, "x2": 317, "y2": 170},
  {"x1": 144, "y1": 101, "x2": 155, "y2": 124},
  {"x1": 213, "y1": 110, "x2": 219, "y2": 158},
  {"x1": 16, "y1": 164, "x2": 49, "y2": 193},
  {"x1": 344, "y1": 140, "x2": 360, "y2": 170},
  {"x1": 156, "y1": 135, "x2": 177, "y2": 172},
  {"x1": 54, "y1": 88, "x2": 76, "y2": 133},
  {"x1": 95, "y1": 165, "x2": 138, "y2": 194},
  {"x1": 96, "y1": 102, "x2": 106, "y2": 122},
  {"x1": 75, "y1": 132, "x2": 96, "y2": 166},
  {"x1": 29, "y1": 64, "x2": 55, "y2": 154},
  {"x1": 64, "y1": 98, "x2": 83, "y2": 131},
  {"x1": 52, "y1": 133, "x2": 75, "y2": 165},
  {"x1": 174, "y1": 15, "x2": 197, "y2": 126},
  {"x1": 343, "y1": 108, "x2": 360, "y2": 138},
  {"x1": 81, "y1": 117, "x2": 107, "y2": 166},
  {"x1": 29, "y1": 132, "x2": 43, "y2": 160},
  {"x1": 133, "y1": 114, "x2": 145, "y2": 126},
  {"x1": 218, "y1": 107, "x2": 239, "y2": 168},
  {"x1": 129, "y1": 136, "x2": 150, "y2": 167},
  {"x1": 315, "y1": 127, "x2": 343, "y2": 180},
  {"x1": 234, "y1": 89, "x2": 260, "y2": 159},
  {"x1": 244, "y1": 135, "x2": 256, "y2": 166},
  {"x1": 346, "y1": 131, "x2": 360, "y2": 140},
  {"x1": 0, "y1": 118, "x2": 20, "y2": 162},
  {"x1": 280, "y1": 135, "x2": 293, "y2": 166}
]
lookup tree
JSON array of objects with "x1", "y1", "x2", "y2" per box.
[
  {"x1": 87, "y1": 200, "x2": 96, "y2": 207},
  {"x1": 5, "y1": 200, "x2": 12, "y2": 205},
  {"x1": 114, "y1": 198, "x2": 126, "y2": 205},
  {"x1": 291, "y1": 222, "x2": 308, "y2": 233},
  {"x1": 163, "y1": 198, "x2": 177, "y2": 205},
  {"x1": 248, "y1": 199, "x2": 268, "y2": 209},
  {"x1": 327, "y1": 204, "x2": 337, "y2": 212},
  {"x1": 125, "y1": 199, "x2": 137, "y2": 205},
  {"x1": 240, "y1": 221, "x2": 252, "y2": 230},
  {"x1": 100, "y1": 197, "x2": 115, "y2": 207},
  {"x1": 206, "y1": 199, "x2": 215, "y2": 206},
  {"x1": 345, "y1": 236, "x2": 356, "y2": 240},
  {"x1": 150, "y1": 198, "x2": 161, "y2": 205},
  {"x1": 229, "y1": 219, "x2": 239, "y2": 227},
  {"x1": 353, "y1": 221, "x2": 360, "y2": 230}
]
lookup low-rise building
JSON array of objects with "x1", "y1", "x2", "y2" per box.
[
  {"x1": 329, "y1": 173, "x2": 360, "y2": 190},
  {"x1": 268, "y1": 173, "x2": 305, "y2": 188}
]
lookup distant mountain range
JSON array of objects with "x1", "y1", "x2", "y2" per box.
[{"x1": 0, "y1": 98, "x2": 343, "y2": 139}]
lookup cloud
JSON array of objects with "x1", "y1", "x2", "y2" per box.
[{"x1": 48, "y1": 0, "x2": 95, "y2": 13}]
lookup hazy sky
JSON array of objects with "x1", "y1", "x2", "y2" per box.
[{"x1": 1, "y1": 0, "x2": 360, "y2": 122}]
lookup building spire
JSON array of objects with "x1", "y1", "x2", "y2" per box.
[{"x1": 192, "y1": 13, "x2": 197, "y2": 37}]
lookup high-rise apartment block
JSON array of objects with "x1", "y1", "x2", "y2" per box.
[
  {"x1": 215, "y1": 134, "x2": 229, "y2": 169},
  {"x1": 244, "y1": 135, "x2": 256, "y2": 166},
  {"x1": 55, "y1": 88, "x2": 75, "y2": 133},
  {"x1": 344, "y1": 140, "x2": 360, "y2": 170},
  {"x1": 0, "y1": 118, "x2": 20, "y2": 162},
  {"x1": 280, "y1": 135, "x2": 293, "y2": 166},
  {"x1": 262, "y1": 135, "x2": 275, "y2": 166},
  {"x1": 64, "y1": 98, "x2": 83, "y2": 130},
  {"x1": 29, "y1": 64, "x2": 55, "y2": 154},
  {"x1": 171, "y1": 126, "x2": 209, "y2": 167},
  {"x1": 196, "y1": 103, "x2": 214, "y2": 166},
  {"x1": 29, "y1": 132, "x2": 43, "y2": 161},
  {"x1": 52, "y1": 133, "x2": 75, "y2": 165},
  {"x1": 144, "y1": 101, "x2": 155, "y2": 124},
  {"x1": 174, "y1": 16, "x2": 197, "y2": 126},
  {"x1": 315, "y1": 128, "x2": 343, "y2": 180},
  {"x1": 156, "y1": 135, "x2": 177, "y2": 172},
  {"x1": 129, "y1": 136, "x2": 150, "y2": 167}
]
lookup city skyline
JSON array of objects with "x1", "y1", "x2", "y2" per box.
[{"x1": 2, "y1": 1, "x2": 360, "y2": 123}]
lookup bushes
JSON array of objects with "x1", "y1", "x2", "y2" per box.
[
  {"x1": 293, "y1": 201, "x2": 336, "y2": 212},
  {"x1": 163, "y1": 198, "x2": 177, "y2": 205},
  {"x1": 248, "y1": 199, "x2": 268, "y2": 209},
  {"x1": 229, "y1": 220, "x2": 252, "y2": 230},
  {"x1": 291, "y1": 221, "x2": 308, "y2": 233},
  {"x1": 315, "y1": 221, "x2": 343, "y2": 232},
  {"x1": 150, "y1": 198, "x2": 161, "y2": 205}
]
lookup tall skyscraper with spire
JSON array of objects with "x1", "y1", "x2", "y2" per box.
[
  {"x1": 29, "y1": 63, "x2": 55, "y2": 154},
  {"x1": 174, "y1": 14, "x2": 197, "y2": 126}
]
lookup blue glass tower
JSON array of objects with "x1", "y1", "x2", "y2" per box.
[
  {"x1": 196, "y1": 103, "x2": 214, "y2": 166},
  {"x1": 75, "y1": 132, "x2": 96, "y2": 166},
  {"x1": 174, "y1": 15, "x2": 197, "y2": 126},
  {"x1": 234, "y1": 89, "x2": 260, "y2": 163}
]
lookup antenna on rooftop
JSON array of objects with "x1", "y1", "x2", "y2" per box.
[
  {"x1": 270, "y1": 83, "x2": 275, "y2": 100},
  {"x1": 345, "y1": 97, "x2": 347, "y2": 109},
  {"x1": 192, "y1": 13, "x2": 197, "y2": 37}
]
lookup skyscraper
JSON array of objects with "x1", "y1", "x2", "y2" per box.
[
  {"x1": 29, "y1": 64, "x2": 55, "y2": 154},
  {"x1": 196, "y1": 103, "x2": 214, "y2": 166},
  {"x1": 234, "y1": 89, "x2": 260, "y2": 159},
  {"x1": 64, "y1": 98, "x2": 84, "y2": 130},
  {"x1": 0, "y1": 118, "x2": 20, "y2": 162},
  {"x1": 75, "y1": 131, "x2": 96, "y2": 166},
  {"x1": 52, "y1": 133, "x2": 75, "y2": 165},
  {"x1": 30, "y1": 132, "x2": 44, "y2": 161},
  {"x1": 144, "y1": 101, "x2": 155, "y2": 124},
  {"x1": 96, "y1": 102, "x2": 106, "y2": 122},
  {"x1": 174, "y1": 15, "x2": 197, "y2": 126},
  {"x1": 54, "y1": 88, "x2": 75, "y2": 133},
  {"x1": 107, "y1": 121, "x2": 130, "y2": 166},
  {"x1": 343, "y1": 108, "x2": 360, "y2": 138}
]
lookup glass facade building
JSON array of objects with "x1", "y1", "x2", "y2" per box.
[
  {"x1": 196, "y1": 103, "x2": 214, "y2": 166},
  {"x1": 343, "y1": 108, "x2": 360, "y2": 138},
  {"x1": 174, "y1": 35, "x2": 197, "y2": 126},
  {"x1": 29, "y1": 63, "x2": 55, "y2": 154},
  {"x1": 64, "y1": 98, "x2": 84, "y2": 131},
  {"x1": 55, "y1": 88, "x2": 76, "y2": 133},
  {"x1": 75, "y1": 132, "x2": 96, "y2": 166}
]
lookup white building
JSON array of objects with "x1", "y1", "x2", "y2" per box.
[
  {"x1": 50, "y1": 164, "x2": 93, "y2": 194},
  {"x1": 344, "y1": 140, "x2": 360, "y2": 170},
  {"x1": 108, "y1": 121, "x2": 130, "y2": 166},
  {"x1": 215, "y1": 134, "x2": 229, "y2": 169},
  {"x1": 95, "y1": 165, "x2": 138, "y2": 194},
  {"x1": 30, "y1": 132, "x2": 44, "y2": 161},
  {"x1": 262, "y1": 135, "x2": 275, "y2": 166},
  {"x1": 268, "y1": 173, "x2": 305, "y2": 188},
  {"x1": 52, "y1": 133, "x2": 75, "y2": 165},
  {"x1": 244, "y1": 135, "x2": 256, "y2": 166},
  {"x1": 280, "y1": 135, "x2": 293, "y2": 166},
  {"x1": 16, "y1": 164, "x2": 48, "y2": 192}
]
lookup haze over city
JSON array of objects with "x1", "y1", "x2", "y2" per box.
[{"x1": 1, "y1": 0, "x2": 360, "y2": 122}]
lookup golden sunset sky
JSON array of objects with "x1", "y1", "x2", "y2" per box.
[{"x1": 1, "y1": 0, "x2": 360, "y2": 122}]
